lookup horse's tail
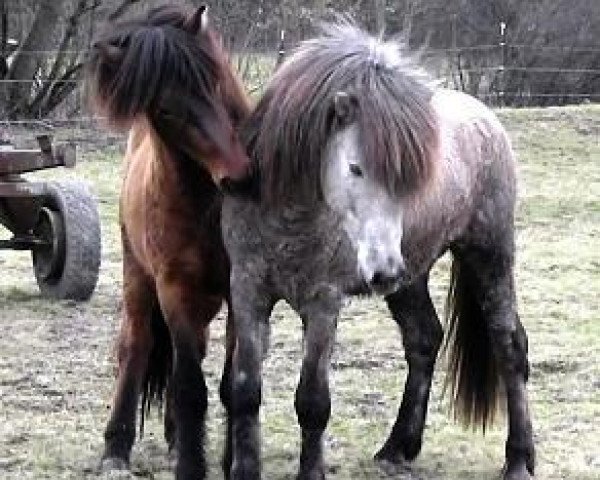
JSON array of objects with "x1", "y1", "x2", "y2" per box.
[
  {"x1": 140, "y1": 303, "x2": 172, "y2": 434},
  {"x1": 86, "y1": 20, "x2": 201, "y2": 129},
  {"x1": 444, "y1": 254, "x2": 502, "y2": 431}
]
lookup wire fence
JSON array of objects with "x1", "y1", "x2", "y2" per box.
[
  {"x1": 0, "y1": 41, "x2": 598, "y2": 148},
  {"x1": 6, "y1": 44, "x2": 600, "y2": 55},
  {"x1": 428, "y1": 44, "x2": 600, "y2": 54}
]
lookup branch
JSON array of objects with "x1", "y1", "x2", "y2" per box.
[
  {"x1": 39, "y1": 63, "x2": 83, "y2": 117},
  {"x1": 109, "y1": 0, "x2": 141, "y2": 21},
  {"x1": 31, "y1": 0, "x2": 90, "y2": 110},
  {"x1": 4, "y1": 0, "x2": 69, "y2": 118},
  {"x1": 82, "y1": 0, "x2": 102, "y2": 17}
]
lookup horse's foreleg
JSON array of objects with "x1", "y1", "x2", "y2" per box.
[
  {"x1": 101, "y1": 252, "x2": 155, "y2": 471},
  {"x1": 164, "y1": 307, "x2": 217, "y2": 461},
  {"x1": 295, "y1": 298, "x2": 340, "y2": 480},
  {"x1": 229, "y1": 275, "x2": 273, "y2": 480},
  {"x1": 375, "y1": 275, "x2": 442, "y2": 465},
  {"x1": 220, "y1": 309, "x2": 235, "y2": 478},
  {"x1": 157, "y1": 276, "x2": 221, "y2": 480}
]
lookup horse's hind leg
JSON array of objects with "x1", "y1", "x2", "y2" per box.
[
  {"x1": 156, "y1": 274, "x2": 221, "y2": 480},
  {"x1": 101, "y1": 249, "x2": 155, "y2": 470},
  {"x1": 452, "y1": 245, "x2": 534, "y2": 480},
  {"x1": 375, "y1": 274, "x2": 443, "y2": 465}
]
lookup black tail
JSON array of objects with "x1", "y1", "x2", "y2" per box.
[
  {"x1": 444, "y1": 255, "x2": 503, "y2": 431},
  {"x1": 140, "y1": 303, "x2": 172, "y2": 435}
]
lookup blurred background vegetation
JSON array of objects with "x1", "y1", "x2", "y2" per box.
[{"x1": 0, "y1": 0, "x2": 599, "y2": 121}]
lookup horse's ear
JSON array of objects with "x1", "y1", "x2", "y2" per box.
[
  {"x1": 93, "y1": 41, "x2": 124, "y2": 64},
  {"x1": 332, "y1": 91, "x2": 358, "y2": 128},
  {"x1": 185, "y1": 5, "x2": 208, "y2": 35}
]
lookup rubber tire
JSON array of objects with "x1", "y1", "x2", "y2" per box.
[{"x1": 32, "y1": 181, "x2": 101, "y2": 301}]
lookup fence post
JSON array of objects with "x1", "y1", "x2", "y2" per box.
[
  {"x1": 276, "y1": 29, "x2": 286, "y2": 68},
  {"x1": 0, "y1": 0, "x2": 6, "y2": 78},
  {"x1": 499, "y1": 21, "x2": 507, "y2": 106},
  {"x1": 452, "y1": 14, "x2": 460, "y2": 90}
]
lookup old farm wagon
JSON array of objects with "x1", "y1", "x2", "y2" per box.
[{"x1": 0, "y1": 135, "x2": 101, "y2": 300}]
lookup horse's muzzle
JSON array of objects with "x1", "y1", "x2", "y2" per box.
[{"x1": 368, "y1": 269, "x2": 404, "y2": 296}]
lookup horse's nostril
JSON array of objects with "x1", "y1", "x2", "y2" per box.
[
  {"x1": 371, "y1": 271, "x2": 384, "y2": 286},
  {"x1": 371, "y1": 271, "x2": 399, "y2": 288}
]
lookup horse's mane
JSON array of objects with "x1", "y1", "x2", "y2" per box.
[
  {"x1": 86, "y1": 5, "x2": 250, "y2": 158},
  {"x1": 245, "y1": 21, "x2": 439, "y2": 204}
]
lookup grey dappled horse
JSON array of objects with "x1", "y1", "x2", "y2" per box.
[{"x1": 221, "y1": 22, "x2": 534, "y2": 480}]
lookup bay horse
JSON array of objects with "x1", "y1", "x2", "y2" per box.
[
  {"x1": 86, "y1": 5, "x2": 251, "y2": 479},
  {"x1": 222, "y1": 22, "x2": 534, "y2": 480}
]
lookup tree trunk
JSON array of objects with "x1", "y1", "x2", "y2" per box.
[
  {"x1": 374, "y1": 0, "x2": 386, "y2": 32},
  {"x1": 3, "y1": 0, "x2": 66, "y2": 118}
]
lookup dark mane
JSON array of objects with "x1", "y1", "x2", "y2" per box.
[
  {"x1": 86, "y1": 5, "x2": 250, "y2": 158},
  {"x1": 246, "y1": 21, "x2": 439, "y2": 204}
]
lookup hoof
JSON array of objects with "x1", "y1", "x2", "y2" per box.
[
  {"x1": 503, "y1": 463, "x2": 533, "y2": 480},
  {"x1": 99, "y1": 456, "x2": 129, "y2": 472},
  {"x1": 374, "y1": 445, "x2": 411, "y2": 466},
  {"x1": 374, "y1": 435, "x2": 421, "y2": 465},
  {"x1": 167, "y1": 447, "x2": 179, "y2": 471},
  {"x1": 374, "y1": 449, "x2": 413, "y2": 477}
]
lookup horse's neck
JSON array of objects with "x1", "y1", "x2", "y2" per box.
[
  {"x1": 125, "y1": 120, "x2": 148, "y2": 160},
  {"x1": 125, "y1": 119, "x2": 215, "y2": 196},
  {"x1": 261, "y1": 201, "x2": 344, "y2": 244}
]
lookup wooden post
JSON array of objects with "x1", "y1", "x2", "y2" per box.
[
  {"x1": 0, "y1": 0, "x2": 7, "y2": 78},
  {"x1": 276, "y1": 29, "x2": 286, "y2": 68},
  {"x1": 0, "y1": 0, "x2": 6, "y2": 56},
  {"x1": 374, "y1": 0, "x2": 386, "y2": 33},
  {"x1": 499, "y1": 21, "x2": 507, "y2": 106}
]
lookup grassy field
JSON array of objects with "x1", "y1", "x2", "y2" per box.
[{"x1": 0, "y1": 105, "x2": 599, "y2": 480}]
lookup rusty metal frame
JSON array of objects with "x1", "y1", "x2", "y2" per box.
[
  {"x1": 0, "y1": 135, "x2": 76, "y2": 175},
  {"x1": 0, "y1": 135, "x2": 77, "y2": 250}
]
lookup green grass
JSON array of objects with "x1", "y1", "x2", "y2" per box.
[{"x1": 0, "y1": 105, "x2": 599, "y2": 479}]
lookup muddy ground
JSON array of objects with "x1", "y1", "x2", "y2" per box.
[{"x1": 1, "y1": 106, "x2": 599, "y2": 479}]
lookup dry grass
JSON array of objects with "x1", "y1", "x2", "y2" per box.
[{"x1": 0, "y1": 105, "x2": 599, "y2": 479}]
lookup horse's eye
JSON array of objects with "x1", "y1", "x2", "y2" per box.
[{"x1": 349, "y1": 164, "x2": 363, "y2": 177}]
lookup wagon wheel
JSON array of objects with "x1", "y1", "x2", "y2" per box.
[{"x1": 31, "y1": 181, "x2": 101, "y2": 301}]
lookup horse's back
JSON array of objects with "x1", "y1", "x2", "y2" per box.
[
  {"x1": 431, "y1": 89, "x2": 517, "y2": 248},
  {"x1": 432, "y1": 89, "x2": 500, "y2": 126},
  {"x1": 432, "y1": 88, "x2": 515, "y2": 176}
]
